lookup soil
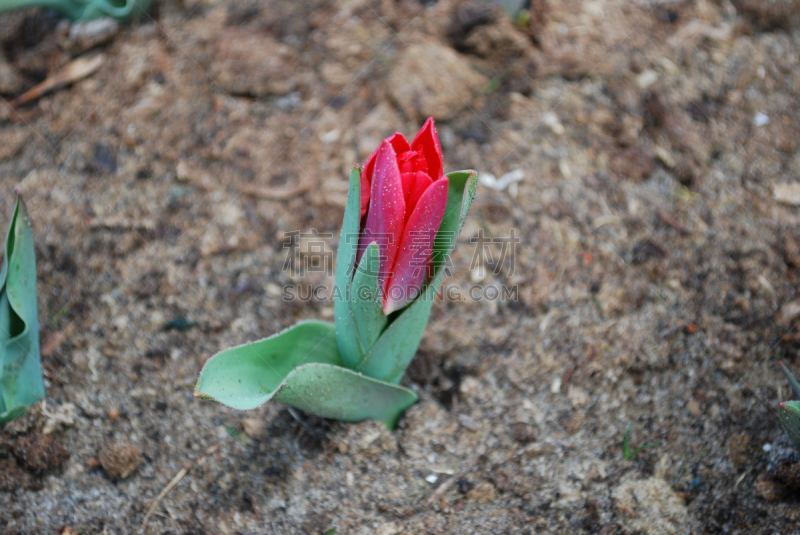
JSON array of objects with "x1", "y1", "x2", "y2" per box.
[{"x1": 1, "y1": 0, "x2": 800, "y2": 533}]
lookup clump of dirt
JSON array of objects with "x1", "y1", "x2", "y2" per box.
[
  {"x1": 98, "y1": 439, "x2": 144, "y2": 480},
  {"x1": 775, "y1": 454, "x2": 800, "y2": 487},
  {"x1": 613, "y1": 476, "x2": 690, "y2": 534},
  {"x1": 733, "y1": 0, "x2": 800, "y2": 30},
  {"x1": 388, "y1": 39, "x2": 487, "y2": 121},
  {"x1": 757, "y1": 471, "x2": 784, "y2": 501},
  {"x1": 756, "y1": 443, "x2": 800, "y2": 501},
  {"x1": 510, "y1": 422, "x2": 536, "y2": 444},
  {"x1": 0, "y1": 458, "x2": 36, "y2": 491},
  {"x1": 727, "y1": 433, "x2": 752, "y2": 467},
  {"x1": 10, "y1": 433, "x2": 70, "y2": 474}
]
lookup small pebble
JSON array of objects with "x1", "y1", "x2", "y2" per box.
[
  {"x1": 541, "y1": 112, "x2": 565, "y2": 135},
  {"x1": 551, "y1": 375, "x2": 562, "y2": 394},
  {"x1": 457, "y1": 414, "x2": 479, "y2": 431},
  {"x1": 426, "y1": 474, "x2": 438, "y2": 484},
  {"x1": 636, "y1": 69, "x2": 658, "y2": 89},
  {"x1": 320, "y1": 129, "x2": 339, "y2": 143},
  {"x1": 754, "y1": 113, "x2": 770, "y2": 127},
  {"x1": 763, "y1": 443, "x2": 772, "y2": 452},
  {"x1": 242, "y1": 417, "x2": 265, "y2": 437},
  {"x1": 72, "y1": 352, "x2": 89, "y2": 371}
]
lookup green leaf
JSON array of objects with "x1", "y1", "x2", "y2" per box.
[
  {"x1": 334, "y1": 166, "x2": 364, "y2": 369},
  {"x1": 195, "y1": 320, "x2": 416, "y2": 428},
  {"x1": 195, "y1": 320, "x2": 341, "y2": 410},
  {"x1": 163, "y1": 315, "x2": 198, "y2": 331},
  {"x1": 355, "y1": 272, "x2": 441, "y2": 384},
  {"x1": 431, "y1": 170, "x2": 479, "y2": 278},
  {"x1": 780, "y1": 401, "x2": 800, "y2": 450},
  {"x1": 269, "y1": 364, "x2": 417, "y2": 429},
  {"x1": 225, "y1": 426, "x2": 249, "y2": 445},
  {"x1": 779, "y1": 360, "x2": 800, "y2": 400},
  {"x1": 357, "y1": 170, "x2": 478, "y2": 383},
  {"x1": 351, "y1": 242, "x2": 386, "y2": 353},
  {"x1": 622, "y1": 424, "x2": 631, "y2": 459},
  {"x1": 0, "y1": 0, "x2": 154, "y2": 21},
  {"x1": 622, "y1": 424, "x2": 663, "y2": 460},
  {"x1": 0, "y1": 195, "x2": 44, "y2": 424}
]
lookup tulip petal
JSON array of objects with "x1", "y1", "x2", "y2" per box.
[
  {"x1": 359, "y1": 139, "x2": 406, "y2": 293},
  {"x1": 360, "y1": 133, "x2": 411, "y2": 217},
  {"x1": 384, "y1": 177, "x2": 448, "y2": 314},
  {"x1": 402, "y1": 171, "x2": 433, "y2": 217},
  {"x1": 397, "y1": 149, "x2": 429, "y2": 176},
  {"x1": 410, "y1": 117, "x2": 444, "y2": 181}
]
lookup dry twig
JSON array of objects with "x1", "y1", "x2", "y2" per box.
[
  {"x1": 658, "y1": 210, "x2": 690, "y2": 235},
  {"x1": 88, "y1": 217, "x2": 156, "y2": 232},
  {"x1": 139, "y1": 443, "x2": 220, "y2": 533},
  {"x1": 12, "y1": 54, "x2": 106, "y2": 108}
]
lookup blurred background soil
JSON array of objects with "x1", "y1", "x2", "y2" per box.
[{"x1": 2, "y1": 0, "x2": 800, "y2": 533}]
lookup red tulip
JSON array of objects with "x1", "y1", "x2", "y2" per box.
[{"x1": 358, "y1": 117, "x2": 449, "y2": 314}]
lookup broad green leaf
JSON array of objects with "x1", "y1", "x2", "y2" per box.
[
  {"x1": 357, "y1": 170, "x2": 478, "y2": 383},
  {"x1": 269, "y1": 364, "x2": 417, "y2": 429},
  {"x1": 334, "y1": 166, "x2": 364, "y2": 369},
  {"x1": 780, "y1": 401, "x2": 800, "y2": 450},
  {"x1": 351, "y1": 242, "x2": 386, "y2": 353},
  {"x1": 0, "y1": 195, "x2": 44, "y2": 424},
  {"x1": 195, "y1": 320, "x2": 417, "y2": 428},
  {"x1": 195, "y1": 320, "x2": 341, "y2": 410}
]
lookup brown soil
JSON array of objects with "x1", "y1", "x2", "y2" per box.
[{"x1": 2, "y1": 0, "x2": 800, "y2": 533}]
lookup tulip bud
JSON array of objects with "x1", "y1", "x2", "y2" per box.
[
  {"x1": 337, "y1": 118, "x2": 477, "y2": 383},
  {"x1": 357, "y1": 118, "x2": 450, "y2": 314}
]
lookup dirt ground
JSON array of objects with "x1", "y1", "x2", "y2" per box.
[{"x1": 1, "y1": 0, "x2": 800, "y2": 533}]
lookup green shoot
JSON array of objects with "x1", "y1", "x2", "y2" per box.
[{"x1": 623, "y1": 424, "x2": 664, "y2": 460}]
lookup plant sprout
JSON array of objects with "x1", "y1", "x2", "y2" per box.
[
  {"x1": 195, "y1": 119, "x2": 478, "y2": 429},
  {"x1": 0, "y1": 193, "x2": 44, "y2": 426}
]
